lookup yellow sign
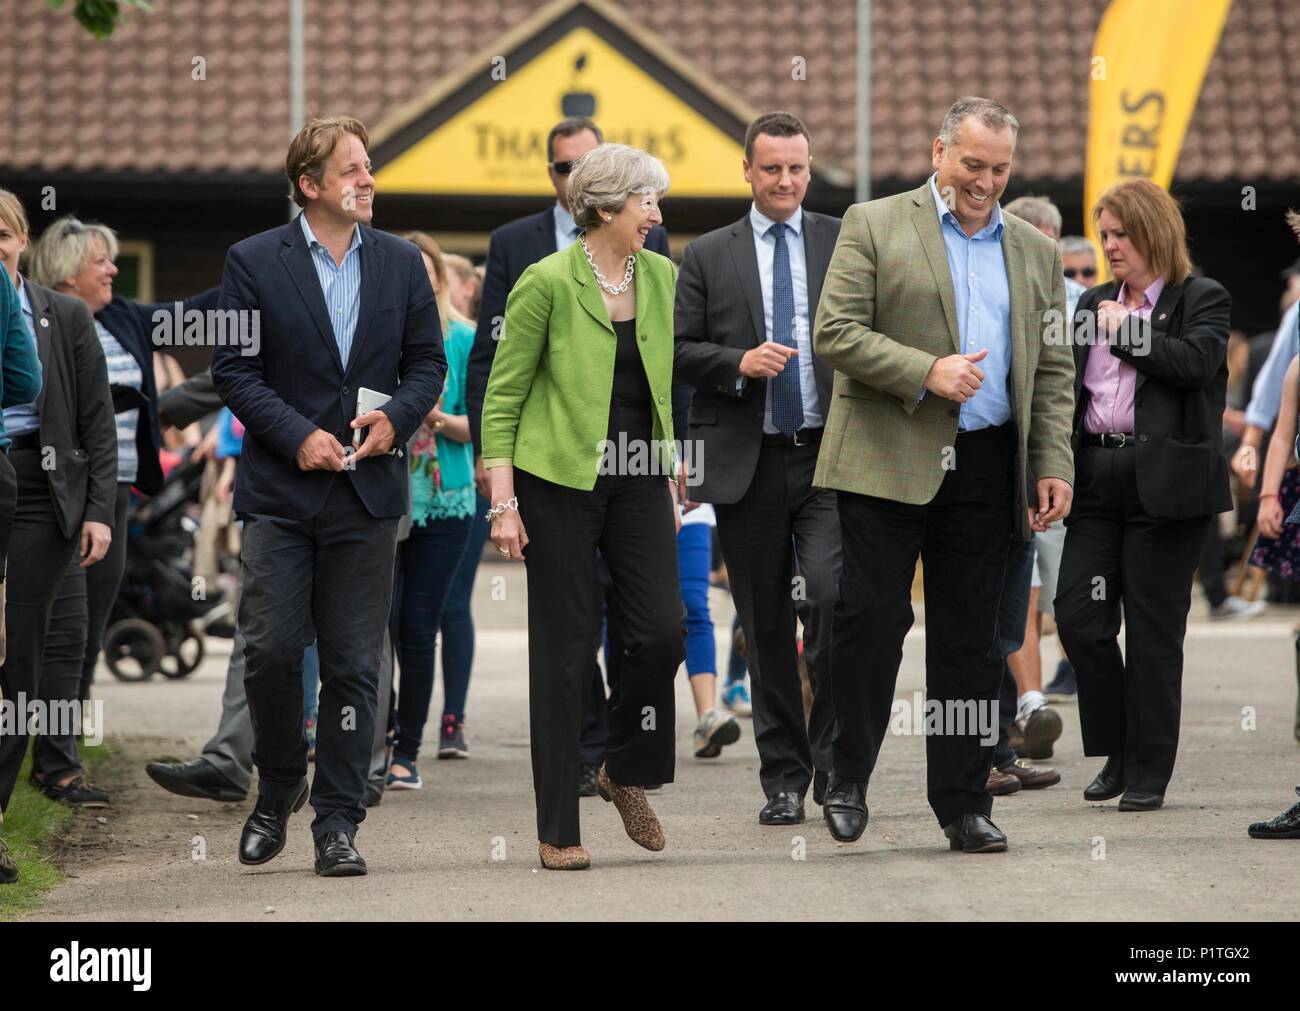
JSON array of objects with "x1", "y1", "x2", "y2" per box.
[
  {"x1": 375, "y1": 26, "x2": 752, "y2": 198},
  {"x1": 1084, "y1": 0, "x2": 1232, "y2": 272}
]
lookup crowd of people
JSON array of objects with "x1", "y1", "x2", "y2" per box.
[{"x1": 1, "y1": 93, "x2": 1298, "y2": 883}]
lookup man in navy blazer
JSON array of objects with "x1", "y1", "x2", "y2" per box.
[{"x1": 212, "y1": 116, "x2": 444, "y2": 877}]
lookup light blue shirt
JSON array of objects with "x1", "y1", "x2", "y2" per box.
[
  {"x1": 554, "y1": 202, "x2": 582, "y2": 252},
  {"x1": 3, "y1": 277, "x2": 41, "y2": 438},
  {"x1": 1244, "y1": 299, "x2": 1299, "y2": 431},
  {"x1": 929, "y1": 175, "x2": 1012, "y2": 431},
  {"x1": 299, "y1": 212, "x2": 362, "y2": 369},
  {"x1": 1065, "y1": 276, "x2": 1087, "y2": 324},
  {"x1": 750, "y1": 203, "x2": 823, "y2": 433}
]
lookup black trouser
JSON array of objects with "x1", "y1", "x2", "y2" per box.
[
  {"x1": 237, "y1": 474, "x2": 398, "y2": 840},
  {"x1": 0, "y1": 450, "x2": 27, "y2": 812},
  {"x1": 1197, "y1": 516, "x2": 1227, "y2": 610},
  {"x1": 714, "y1": 439, "x2": 840, "y2": 799},
  {"x1": 515, "y1": 466, "x2": 682, "y2": 848},
  {"x1": 0, "y1": 450, "x2": 82, "y2": 808},
  {"x1": 831, "y1": 423, "x2": 1015, "y2": 826},
  {"x1": 1055, "y1": 444, "x2": 1210, "y2": 796},
  {"x1": 578, "y1": 558, "x2": 623, "y2": 768},
  {"x1": 77, "y1": 483, "x2": 130, "y2": 702},
  {"x1": 992, "y1": 534, "x2": 1036, "y2": 769},
  {"x1": 32, "y1": 551, "x2": 90, "y2": 783}
]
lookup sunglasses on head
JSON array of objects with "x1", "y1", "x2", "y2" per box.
[
  {"x1": 1064, "y1": 266, "x2": 1097, "y2": 280},
  {"x1": 549, "y1": 160, "x2": 576, "y2": 175}
]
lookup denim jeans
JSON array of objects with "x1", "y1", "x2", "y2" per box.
[
  {"x1": 676, "y1": 522, "x2": 716, "y2": 676},
  {"x1": 438, "y1": 494, "x2": 489, "y2": 721},
  {"x1": 992, "y1": 535, "x2": 1036, "y2": 768}
]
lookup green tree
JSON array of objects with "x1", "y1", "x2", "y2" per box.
[{"x1": 48, "y1": 0, "x2": 154, "y2": 41}]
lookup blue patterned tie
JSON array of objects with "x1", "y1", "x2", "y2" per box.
[{"x1": 768, "y1": 222, "x2": 804, "y2": 437}]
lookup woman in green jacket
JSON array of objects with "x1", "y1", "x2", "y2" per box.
[{"x1": 482, "y1": 143, "x2": 684, "y2": 871}]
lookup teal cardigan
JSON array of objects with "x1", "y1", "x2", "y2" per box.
[
  {"x1": 482, "y1": 241, "x2": 677, "y2": 490},
  {"x1": 410, "y1": 318, "x2": 475, "y2": 523},
  {"x1": 0, "y1": 270, "x2": 44, "y2": 449}
]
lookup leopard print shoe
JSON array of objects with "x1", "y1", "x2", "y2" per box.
[
  {"x1": 538, "y1": 842, "x2": 591, "y2": 870},
  {"x1": 597, "y1": 766, "x2": 666, "y2": 851}
]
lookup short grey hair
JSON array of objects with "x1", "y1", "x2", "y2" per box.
[
  {"x1": 939, "y1": 96, "x2": 1020, "y2": 148},
  {"x1": 28, "y1": 215, "x2": 119, "y2": 289},
  {"x1": 1004, "y1": 195, "x2": 1062, "y2": 238},
  {"x1": 567, "y1": 143, "x2": 670, "y2": 230},
  {"x1": 1060, "y1": 235, "x2": 1096, "y2": 258}
]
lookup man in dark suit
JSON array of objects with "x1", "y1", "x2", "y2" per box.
[
  {"x1": 212, "y1": 116, "x2": 444, "y2": 876},
  {"x1": 674, "y1": 112, "x2": 841, "y2": 825},
  {"x1": 465, "y1": 116, "x2": 670, "y2": 797}
]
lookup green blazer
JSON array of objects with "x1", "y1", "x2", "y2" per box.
[
  {"x1": 482, "y1": 240, "x2": 678, "y2": 490},
  {"x1": 811, "y1": 181, "x2": 1076, "y2": 539}
]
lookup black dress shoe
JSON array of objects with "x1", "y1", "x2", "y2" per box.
[
  {"x1": 1117, "y1": 788, "x2": 1164, "y2": 812},
  {"x1": 759, "y1": 791, "x2": 805, "y2": 825},
  {"x1": 577, "y1": 764, "x2": 600, "y2": 798},
  {"x1": 363, "y1": 781, "x2": 384, "y2": 808},
  {"x1": 146, "y1": 758, "x2": 247, "y2": 802},
  {"x1": 1083, "y1": 757, "x2": 1125, "y2": 802},
  {"x1": 1248, "y1": 793, "x2": 1300, "y2": 839},
  {"x1": 943, "y1": 813, "x2": 1008, "y2": 853},
  {"x1": 813, "y1": 770, "x2": 829, "y2": 806},
  {"x1": 314, "y1": 831, "x2": 367, "y2": 877},
  {"x1": 238, "y1": 779, "x2": 309, "y2": 866},
  {"x1": 823, "y1": 775, "x2": 868, "y2": 842}
]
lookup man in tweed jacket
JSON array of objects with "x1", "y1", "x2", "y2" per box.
[{"x1": 812, "y1": 98, "x2": 1075, "y2": 854}]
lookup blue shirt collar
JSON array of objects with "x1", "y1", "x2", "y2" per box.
[
  {"x1": 750, "y1": 202, "x2": 803, "y2": 239},
  {"x1": 16, "y1": 274, "x2": 32, "y2": 320},
  {"x1": 554, "y1": 201, "x2": 579, "y2": 238},
  {"x1": 929, "y1": 174, "x2": 1004, "y2": 240},
  {"x1": 299, "y1": 211, "x2": 361, "y2": 256}
]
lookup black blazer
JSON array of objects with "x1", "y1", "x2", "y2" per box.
[
  {"x1": 672, "y1": 210, "x2": 841, "y2": 504},
  {"x1": 211, "y1": 221, "x2": 445, "y2": 521},
  {"x1": 24, "y1": 280, "x2": 118, "y2": 539},
  {"x1": 465, "y1": 206, "x2": 670, "y2": 454},
  {"x1": 95, "y1": 288, "x2": 218, "y2": 495},
  {"x1": 1071, "y1": 277, "x2": 1233, "y2": 519}
]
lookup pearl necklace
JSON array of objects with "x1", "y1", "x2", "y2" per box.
[{"x1": 580, "y1": 236, "x2": 635, "y2": 296}]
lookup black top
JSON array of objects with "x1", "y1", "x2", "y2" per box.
[{"x1": 607, "y1": 318, "x2": 653, "y2": 445}]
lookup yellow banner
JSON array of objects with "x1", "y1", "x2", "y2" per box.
[{"x1": 1083, "y1": 0, "x2": 1232, "y2": 269}]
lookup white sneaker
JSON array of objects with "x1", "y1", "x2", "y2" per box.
[
  {"x1": 1209, "y1": 596, "x2": 1266, "y2": 621},
  {"x1": 693, "y1": 708, "x2": 741, "y2": 759}
]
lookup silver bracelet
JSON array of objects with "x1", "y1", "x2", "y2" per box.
[{"x1": 484, "y1": 496, "x2": 519, "y2": 522}]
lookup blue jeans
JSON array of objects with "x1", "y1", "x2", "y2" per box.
[
  {"x1": 993, "y1": 535, "x2": 1036, "y2": 767},
  {"x1": 390, "y1": 515, "x2": 473, "y2": 762},
  {"x1": 302, "y1": 640, "x2": 320, "y2": 722},
  {"x1": 439, "y1": 494, "x2": 489, "y2": 720},
  {"x1": 677, "y1": 523, "x2": 716, "y2": 676}
]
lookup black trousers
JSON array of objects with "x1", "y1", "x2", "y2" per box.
[
  {"x1": 1054, "y1": 445, "x2": 1209, "y2": 795},
  {"x1": 0, "y1": 449, "x2": 27, "y2": 812},
  {"x1": 77, "y1": 483, "x2": 130, "y2": 701},
  {"x1": 714, "y1": 440, "x2": 839, "y2": 798},
  {"x1": 237, "y1": 474, "x2": 398, "y2": 840},
  {"x1": 515, "y1": 466, "x2": 682, "y2": 848},
  {"x1": 831, "y1": 423, "x2": 1015, "y2": 826},
  {"x1": 0, "y1": 451, "x2": 82, "y2": 810}
]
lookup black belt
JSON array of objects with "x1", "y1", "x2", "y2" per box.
[
  {"x1": 1081, "y1": 432, "x2": 1136, "y2": 448},
  {"x1": 762, "y1": 427, "x2": 823, "y2": 448},
  {"x1": 7, "y1": 432, "x2": 41, "y2": 451}
]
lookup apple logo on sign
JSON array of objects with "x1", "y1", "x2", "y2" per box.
[{"x1": 562, "y1": 52, "x2": 596, "y2": 117}]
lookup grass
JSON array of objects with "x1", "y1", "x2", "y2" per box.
[{"x1": 0, "y1": 741, "x2": 115, "y2": 920}]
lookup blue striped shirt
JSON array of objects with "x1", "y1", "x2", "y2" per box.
[{"x1": 299, "y1": 212, "x2": 362, "y2": 369}]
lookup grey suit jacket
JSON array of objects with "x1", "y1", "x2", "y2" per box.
[
  {"x1": 24, "y1": 280, "x2": 119, "y2": 539},
  {"x1": 158, "y1": 366, "x2": 222, "y2": 430},
  {"x1": 673, "y1": 209, "x2": 841, "y2": 504}
]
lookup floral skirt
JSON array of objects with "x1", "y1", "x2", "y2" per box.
[{"x1": 1251, "y1": 467, "x2": 1300, "y2": 579}]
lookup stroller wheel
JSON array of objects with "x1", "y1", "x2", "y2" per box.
[
  {"x1": 159, "y1": 630, "x2": 205, "y2": 679},
  {"x1": 104, "y1": 619, "x2": 166, "y2": 681}
]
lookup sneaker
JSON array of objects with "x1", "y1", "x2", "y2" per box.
[
  {"x1": 578, "y1": 763, "x2": 600, "y2": 798},
  {"x1": 1210, "y1": 596, "x2": 1266, "y2": 621},
  {"x1": 32, "y1": 774, "x2": 110, "y2": 808},
  {"x1": 1016, "y1": 703, "x2": 1063, "y2": 761},
  {"x1": 0, "y1": 836, "x2": 17, "y2": 884},
  {"x1": 437, "y1": 714, "x2": 469, "y2": 759},
  {"x1": 693, "y1": 708, "x2": 741, "y2": 758},
  {"x1": 305, "y1": 717, "x2": 317, "y2": 762},
  {"x1": 721, "y1": 679, "x2": 752, "y2": 717},
  {"x1": 1044, "y1": 659, "x2": 1077, "y2": 702},
  {"x1": 1248, "y1": 789, "x2": 1300, "y2": 839},
  {"x1": 385, "y1": 758, "x2": 422, "y2": 790}
]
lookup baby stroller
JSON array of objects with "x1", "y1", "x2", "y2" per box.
[{"x1": 103, "y1": 451, "x2": 227, "y2": 681}]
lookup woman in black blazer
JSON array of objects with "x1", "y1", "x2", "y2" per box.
[{"x1": 1055, "y1": 178, "x2": 1232, "y2": 812}]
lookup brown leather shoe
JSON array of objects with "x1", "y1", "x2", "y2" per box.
[
  {"x1": 538, "y1": 842, "x2": 591, "y2": 870},
  {"x1": 997, "y1": 757, "x2": 1061, "y2": 789},
  {"x1": 985, "y1": 765, "x2": 1023, "y2": 796},
  {"x1": 1009, "y1": 720, "x2": 1027, "y2": 757},
  {"x1": 1017, "y1": 705, "x2": 1063, "y2": 760},
  {"x1": 597, "y1": 766, "x2": 666, "y2": 851}
]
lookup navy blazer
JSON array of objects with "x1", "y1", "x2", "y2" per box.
[
  {"x1": 211, "y1": 220, "x2": 445, "y2": 521},
  {"x1": 96, "y1": 288, "x2": 219, "y2": 495},
  {"x1": 466, "y1": 206, "x2": 670, "y2": 453}
]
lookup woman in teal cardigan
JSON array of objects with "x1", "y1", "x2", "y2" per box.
[{"x1": 482, "y1": 144, "x2": 685, "y2": 871}]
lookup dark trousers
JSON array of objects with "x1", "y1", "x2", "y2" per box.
[
  {"x1": 1197, "y1": 516, "x2": 1227, "y2": 610},
  {"x1": 0, "y1": 450, "x2": 32, "y2": 812},
  {"x1": 714, "y1": 440, "x2": 839, "y2": 798},
  {"x1": 77, "y1": 483, "x2": 129, "y2": 701},
  {"x1": 438, "y1": 494, "x2": 489, "y2": 720},
  {"x1": 992, "y1": 534, "x2": 1036, "y2": 769},
  {"x1": 515, "y1": 467, "x2": 682, "y2": 848},
  {"x1": 1055, "y1": 445, "x2": 1209, "y2": 795},
  {"x1": 389, "y1": 515, "x2": 472, "y2": 762},
  {"x1": 32, "y1": 552, "x2": 90, "y2": 782},
  {"x1": 831, "y1": 423, "x2": 1015, "y2": 826},
  {"x1": 237, "y1": 474, "x2": 398, "y2": 839}
]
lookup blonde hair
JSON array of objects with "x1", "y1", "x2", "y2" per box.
[
  {"x1": 399, "y1": 231, "x2": 470, "y2": 331},
  {"x1": 0, "y1": 189, "x2": 30, "y2": 239},
  {"x1": 1092, "y1": 178, "x2": 1192, "y2": 286},
  {"x1": 286, "y1": 115, "x2": 370, "y2": 208},
  {"x1": 28, "y1": 216, "x2": 119, "y2": 289}
]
